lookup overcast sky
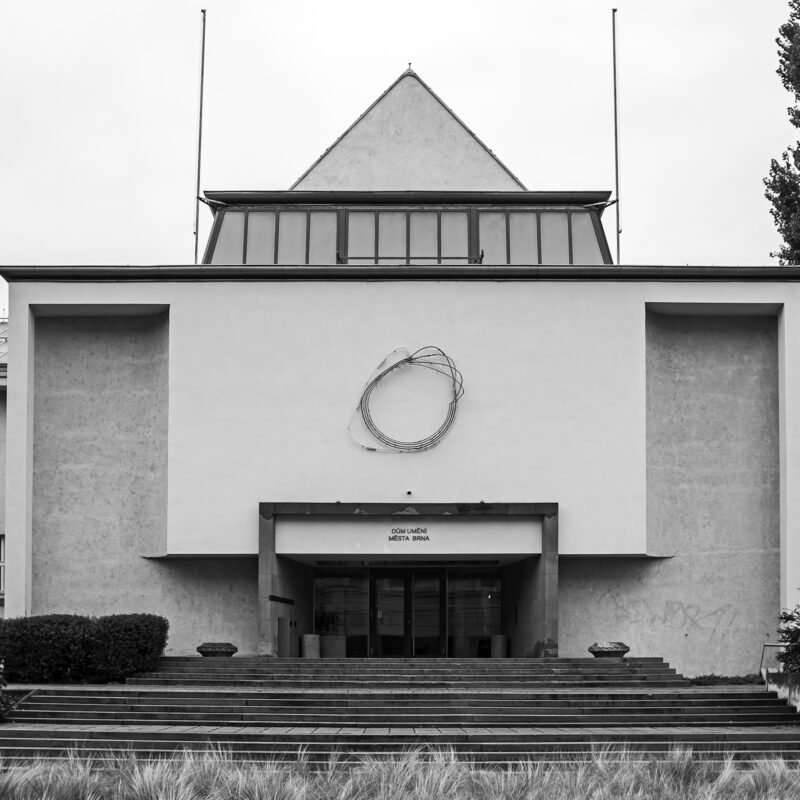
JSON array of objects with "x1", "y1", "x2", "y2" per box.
[{"x1": 0, "y1": 0, "x2": 795, "y2": 310}]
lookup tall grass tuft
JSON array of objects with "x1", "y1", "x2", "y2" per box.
[{"x1": 0, "y1": 746, "x2": 798, "y2": 799}]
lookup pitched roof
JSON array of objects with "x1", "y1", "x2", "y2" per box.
[{"x1": 291, "y1": 69, "x2": 526, "y2": 191}]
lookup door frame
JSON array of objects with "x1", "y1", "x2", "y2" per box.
[
  {"x1": 368, "y1": 567, "x2": 447, "y2": 657},
  {"x1": 369, "y1": 570, "x2": 411, "y2": 657}
]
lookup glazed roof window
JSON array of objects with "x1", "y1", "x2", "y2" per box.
[{"x1": 203, "y1": 191, "x2": 613, "y2": 266}]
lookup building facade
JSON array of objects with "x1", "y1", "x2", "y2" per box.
[{"x1": 2, "y1": 71, "x2": 795, "y2": 675}]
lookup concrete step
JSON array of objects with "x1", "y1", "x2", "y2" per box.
[
  {"x1": 2, "y1": 723, "x2": 800, "y2": 741},
  {"x1": 1, "y1": 656, "x2": 794, "y2": 766},
  {"x1": 1, "y1": 750, "x2": 797, "y2": 768},
  {"x1": 126, "y1": 679, "x2": 691, "y2": 689},
  {"x1": 127, "y1": 672, "x2": 680, "y2": 682},
  {"x1": 24, "y1": 687, "x2": 773, "y2": 703},
  {"x1": 125, "y1": 655, "x2": 689, "y2": 689},
  {"x1": 2, "y1": 725, "x2": 800, "y2": 752},
  {"x1": 19, "y1": 697, "x2": 791, "y2": 711},
  {"x1": 137, "y1": 666, "x2": 679, "y2": 675},
  {"x1": 9, "y1": 699, "x2": 794, "y2": 710},
  {"x1": 10, "y1": 712, "x2": 798, "y2": 727},
  {"x1": 141, "y1": 659, "x2": 671, "y2": 664},
  {"x1": 129, "y1": 666, "x2": 682, "y2": 677},
  {"x1": 154, "y1": 656, "x2": 668, "y2": 663},
  {"x1": 161, "y1": 658, "x2": 667, "y2": 665}
]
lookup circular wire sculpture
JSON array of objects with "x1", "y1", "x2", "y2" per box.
[{"x1": 349, "y1": 346, "x2": 464, "y2": 453}]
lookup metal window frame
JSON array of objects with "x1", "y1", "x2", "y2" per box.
[
  {"x1": 344, "y1": 209, "x2": 377, "y2": 264},
  {"x1": 337, "y1": 209, "x2": 347, "y2": 264},
  {"x1": 274, "y1": 209, "x2": 311, "y2": 266},
  {"x1": 205, "y1": 208, "x2": 247, "y2": 266},
  {"x1": 203, "y1": 204, "x2": 614, "y2": 267},
  {"x1": 405, "y1": 210, "x2": 411, "y2": 266},
  {"x1": 242, "y1": 211, "x2": 249, "y2": 265},
  {"x1": 376, "y1": 209, "x2": 409, "y2": 264},
  {"x1": 305, "y1": 210, "x2": 311, "y2": 266},
  {"x1": 567, "y1": 211, "x2": 574, "y2": 266},
  {"x1": 201, "y1": 209, "x2": 223, "y2": 265},
  {"x1": 505, "y1": 209, "x2": 511, "y2": 265},
  {"x1": 305, "y1": 210, "x2": 340, "y2": 266},
  {"x1": 536, "y1": 211, "x2": 543, "y2": 265},
  {"x1": 373, "y1": 211, "x2": 379, "y2": 266},
  {"x1": 467, "y1": 208, "x2": 480, "y2": 264},
  {"x1": 506, "y1": 207, "x2": 542, "y2": 266},
  {"x1": 240, "y1": 209, "x2": 279, "y2": 266},
  {"x1": 436, "y1": 210, "x2": 442, "y2": 265},
  {"x1": 589, "y1": 209, "x2": 614, "y2": 265},
  {"x1": 476, "y1": 208, "x2": 513, "y2": 266}
]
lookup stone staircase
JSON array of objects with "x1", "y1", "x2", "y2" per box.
[
  {"x1": 1, "y1": 656, "x2": 799, "y2": 766},
  {"x1": 129, "y1": 655, "x2": 688, "y2": 689}
]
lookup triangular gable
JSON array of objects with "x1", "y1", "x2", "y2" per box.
[{"x1": 291, "y1": 69, "x2": 526, "y2": 191}]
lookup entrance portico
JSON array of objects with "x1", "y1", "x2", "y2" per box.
[{"x1": 257, "y1": 502, "x2": 558, "y2": 658}]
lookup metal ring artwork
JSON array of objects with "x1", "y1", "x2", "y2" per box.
[{"x1": 349, "y1": 346, "x2": 464, "y2": 453}]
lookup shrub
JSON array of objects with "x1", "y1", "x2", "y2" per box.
[
  {"x1": 88, "y1": 614, "x2": 169, "y2": 682},
  {"x1": 0, "y1": 615, "x2": 96, "y2": 682},
  {"x1": 0, "y1": 613, "x2": 168, "y2": 683},
  {"x1": 777, "y1": 604, "x2": 800, "y2": 672}
]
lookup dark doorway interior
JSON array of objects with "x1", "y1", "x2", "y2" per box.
[{"x1": 313, "y1": 567, "x2": 501, "y2": 657}]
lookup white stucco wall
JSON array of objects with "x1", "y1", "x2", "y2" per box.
[
  {"x1": 293, "y1": 74, "x2": 524, "y2": 191},
  {"x1": 5, "y1": 278, "x2": 800, "y2": 630},
  {"x1": 562, "y1": 313, "x2": 780, "y2": 675}
]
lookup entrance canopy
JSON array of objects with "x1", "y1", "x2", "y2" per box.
[
  {"x1": 276, "y1": 515, "x2": 542, "y2": 564},
  {"x1": 258, "y1": 502, "x2": 559, "y2": 657}
]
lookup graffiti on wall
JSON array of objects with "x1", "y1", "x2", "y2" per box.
[{"x1": 597, "y1": 592, "x2": 739, "y2": 639}]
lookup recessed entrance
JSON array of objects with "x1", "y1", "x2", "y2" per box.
[
  {"x1": 313, "y1": 567, "x2": 501, "y2": 657},
  {"x1": 260, "y1": 502, "x2": 559, "y2": 659}
]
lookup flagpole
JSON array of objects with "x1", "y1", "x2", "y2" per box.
[
  {"x1": 612, "y1": 8, "x2": 621, "y2": 265},
  {"x1": 194, "y1": 9, "x2": 207, "y2": 265}
]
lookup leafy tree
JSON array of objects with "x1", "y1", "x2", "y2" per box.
[
  {"x1": 765, "y1": 1, "x2": 800, "y2": 264},
  {"x1": 777, "y1": 604, "x2": 800, "y2": 672}
]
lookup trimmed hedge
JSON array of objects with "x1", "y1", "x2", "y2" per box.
[
  {"x1": 689, "y1": 674, "x2": 762, "y2": 686},
  {"x1": 0, "y1": 613, "x2": 169, "y2": 683}
]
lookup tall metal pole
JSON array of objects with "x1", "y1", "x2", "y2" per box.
[
  {"x1": 612, "y1": 8, "x2": 621, "y2": 265},
  {"x1": 194, "y1": 9, "x2": 207, "y2": 265}
]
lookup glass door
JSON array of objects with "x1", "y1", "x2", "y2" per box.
[
  {"x1": 369, "y1": 570, "x2": 445, "y2": 656},
  {"x1": 413, "y1": 572, "x2": 445, "y2": 656},
  {"x1": 371, "y1": 573, "x2": 409, "y2": 656},
  {"x1": 315, "y1": 567, "x2": 500, "y2": 657}
]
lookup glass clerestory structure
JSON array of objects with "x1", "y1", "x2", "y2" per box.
[{"x1": 202, "y1": 191, "x2": 614, "y2": 266}]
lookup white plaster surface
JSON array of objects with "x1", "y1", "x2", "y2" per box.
[
  {"x1": 165, "y1": 280, "x2": 648, "y2": 558},
  {"x1": 561, "y1": 314, "x2": 780, "y2": 676},
  {"x1": 6, "y1": 281, "x2": 794, "y2": 563},
  {"x1": 276, "y1": 516, "x2": 542, "y2": 559},
  {"x1": 293, "y1": 73, "x2": 524, "y2": 191},
  {"x1": 5, "y1": 279, "x2": 800, "y2": 668},
  {"x1": 26, "y1": 315, "x2": 259, "y2": 654}
]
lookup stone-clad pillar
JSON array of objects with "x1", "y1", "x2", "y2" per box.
[
  {"x1": 540, "y1": 510, "x2": 559, "y2": 657},
  {"x1": 258, "y1": 513, "x2": 277, "y2": 656}
]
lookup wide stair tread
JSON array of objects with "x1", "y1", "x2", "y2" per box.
[
  {"x1": 3, "y1": 657, "x2": 800, "y2": 764},
  {"x1": 2, "y1": 723, "x2": 800, "y2": 764}
]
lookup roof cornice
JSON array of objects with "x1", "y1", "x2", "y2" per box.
[
  {"x1": 203, "y1": 190, "x2": 612, "y2": 207},
  {"x1": 1, "y1": 264, "x2": 797, "y2": 282}
]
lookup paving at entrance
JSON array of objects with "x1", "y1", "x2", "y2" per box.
[{"x1": 1, "y1": 657, "x2": 799, "y2": 766}]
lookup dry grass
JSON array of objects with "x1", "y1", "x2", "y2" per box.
[{"x1": 0, "y1": 747, "x2": 798, "y2": 799}]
